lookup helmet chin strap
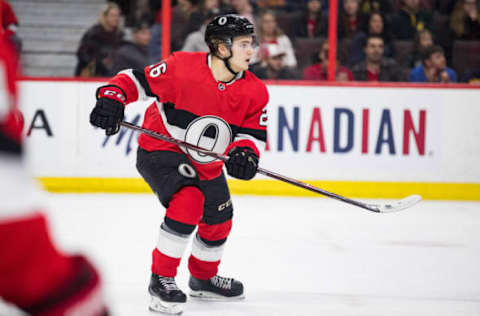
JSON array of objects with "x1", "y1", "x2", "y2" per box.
[
  {"x1": 215, "y1": 46, "x2": 238, "y2": 77},
  {"x1": 223, "y1": 55, "x2": 238, "y2": 77}
]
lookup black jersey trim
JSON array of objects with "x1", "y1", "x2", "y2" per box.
[
  {"x1": 164, "y1": 217, "x2": 196, "y2": 235},
  {"x1": 162, "y1": 102, "x2": 266, "y2": 142},
  {"x1": 132, "y1": 69, "x2": 156, "y2": 99},
  {"x1": 199, "y1": 235, "x2": 227, "y2": 247},
  {"x1": 237, "y1": 126, "x2": 267, "y2": 142}
]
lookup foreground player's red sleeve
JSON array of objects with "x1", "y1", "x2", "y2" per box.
[
  {"x1": 1, "y1": 1, "x2": 19, "y2": 35},
  {"x1": 226, "y1": 81, "x2": 269, "y2": 158},
  {"x1": 107, "y1": 53, "x2": 177, "y2": 105},
  {"x1": 0, "y1": 35, "x2": 23, "y2": 144}
]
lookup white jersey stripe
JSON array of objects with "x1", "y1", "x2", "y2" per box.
[
  {"x1": 118, "y1": 69, "x2": 149, "y2": 101},
  {"x1": 156, "y1": 225, "x2": 190, "y2": 259},
  {"x1": 190, "y1": 234, "x2": 226, "y2": 262}
]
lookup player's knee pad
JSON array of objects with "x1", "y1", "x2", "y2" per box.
[
  {"x1": 200, "y1": 172, "x2": 233, "y2": 225},
  {"x1": 164, "y1": 186, "x2": 204, "y2": 234}
]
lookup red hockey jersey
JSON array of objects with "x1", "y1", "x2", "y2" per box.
[
  {"x1": 108, "y1": 52, "x2": 269, "y2": 180},
  {"x1": 0, "y1": 35, "x2": 22, "y2": 144}
]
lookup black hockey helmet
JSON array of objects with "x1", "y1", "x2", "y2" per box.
[{"x1": 205, "y1": 14, "x2": 255, "y2": 53}]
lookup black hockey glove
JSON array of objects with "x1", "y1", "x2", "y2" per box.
[
  {"x1": 225, "y1": 146, "x2": 259, "y2": 180},
  {"x1": 90, "y1": 85, "x2": 126, "y2": 136}
]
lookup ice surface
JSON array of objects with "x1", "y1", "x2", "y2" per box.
[{"x1": 2, "y1": 194, "x2": 480, "y2": 316}]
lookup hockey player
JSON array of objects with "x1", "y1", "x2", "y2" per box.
[
  {"x1": 0, "y1": 35, "x2": 108, "y2": 315},
  {"x1": 89, "y1": 14, "x2": 268, "y2": 315}
]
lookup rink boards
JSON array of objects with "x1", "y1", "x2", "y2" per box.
[{"x1": 19, "y1": 79, "x2": 480, "y2": 200}]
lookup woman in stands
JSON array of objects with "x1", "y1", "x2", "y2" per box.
[
  {"x1": 294, "y1": 0, "x2": 328, "y2": 38},
  {"x1": 404, "y1": 28, "x2": 434, "y2": 68},
  {"x1": 75, "y1": 2, "x2": 124, "y2": 77},
  {"x1": 252, "y1": 10, "x2": 297, "y2": 68},
  {"x1": 450, "y1": 0, "x2": 480, "y2": 40},
  {"x1": 338, "y1": 0, "x2": 367, "y2": 40}
]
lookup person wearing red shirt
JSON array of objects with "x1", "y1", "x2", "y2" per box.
[{"x1": 303, "y1": 40, "x2": 353, "y2": 81}]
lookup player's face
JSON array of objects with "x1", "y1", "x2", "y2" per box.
[{"x1": 230, "y1": 36, "x2": 256, "y2": 72}]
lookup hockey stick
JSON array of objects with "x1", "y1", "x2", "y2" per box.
[{"x1": 120, "y1": 121, "x2": 421, "y2": 213}]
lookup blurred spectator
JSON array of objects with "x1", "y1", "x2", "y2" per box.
[
  {"x1": 433, "y1": 0, "x2": 456, "y2": 13},
  {"x1": 351, "y1": 35, "x2": 405, "y2": 81},
  {"x1": 338, "y1": 0, "x2": 367, "y2": 40},
  {"x1": 110, "y1": 0, "x2": 138, "y2": 26},
  {"x1": 256, "y1": 0, "x2": 287, "y2": 9},
  {"x1": 253, "y1": 10, "x2": 297, "y2": 67},
  {"x1": 346, "y1": 12, "x2": 393, "y2": 67},
  {"x1": 391, "y1": 0, "x2": 433, "y2": 40},
  {"x1": 303, "y1": 40, "x2": 354, "y2": 80},
  {"x1": 182, "y1": 0, "x2": 222, "y2": 41},
  {"x1": 111, "y1": 22, "x2": 151, "y2": 74},
  {"x1": 182, "y1": 11, "x2": 216, "y2": 52},
  {"x1": 294, "y1": 0, "x2": 329, "y2": 38},
  {"x1": 409, "y1": 45, "x2": 457, "y2": 82},
  {"x1": 1, "y1": 1, "x2": 21, "y2": 53},
  {"x1": 75, "y1": 2, "x2": 124, "y2": 77},
  {"x1": 281, "y1": 0, "x2": 329, "y2": 12},
  {"x1": 404, "y1": 28, "x2": 434, "y2": 67},
  {"x1": 359, "y1": 0, "x2": 394, "y2": 16},
  {"x1": 250, "y1": 43, "x2": 298, "y2": 79},
  {"x1": 450, "y1": 0, "x2": 480, "y2": 40},
  {"x1": 460, "y1": 68, "x2": 480, "y2": 83},
  {"x1": 226, "y1": 0, "x2": 257, "y2": 24},
  {"x1": 147, "y1": 0, "x2": 183, "y2": 62}
]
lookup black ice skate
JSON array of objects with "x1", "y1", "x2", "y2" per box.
[
  {"x1": 189, "y1": 275, "x2": 244, "y2": 300},
  {"x1": 148, "y1": 273, "x2": 187, "y2": 315}
]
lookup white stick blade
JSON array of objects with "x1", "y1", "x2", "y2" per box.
[{"x1": 376, "y1": 194, "x2": 422, "y2": 213}]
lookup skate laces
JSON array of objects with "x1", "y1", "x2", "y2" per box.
[
  {"x1": 211, "y1": 276, "x2": 232, "y2": 289},
  {"x1": 159, "y1": 276, "x2": 180, "y2": 291}
]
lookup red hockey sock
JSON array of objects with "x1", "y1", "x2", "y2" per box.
[
  {"x1": 188, "y1": 255, "x2": 220, "y2": 280},
  {"x1": 152, "y1": 249, "x2": 182, "y2": 277}
]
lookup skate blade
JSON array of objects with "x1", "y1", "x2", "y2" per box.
[
  {"x1": 189, "y1": 290, "x2": 245, "y2": 301},
  {"x1": 149, "y1": 296, "x2": 185, "y2": 315}
]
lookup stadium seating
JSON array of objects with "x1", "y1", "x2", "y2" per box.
[{"x1": 452, "y1": 40, "x2": 480, "y2": 77}]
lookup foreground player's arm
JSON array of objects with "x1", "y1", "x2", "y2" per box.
[
  {"x1": 224, "y1": 84, "x2": 269, "y2": 180},
  {"x1": 89, "y1": 55, "x2": 176, "y2": 135}
]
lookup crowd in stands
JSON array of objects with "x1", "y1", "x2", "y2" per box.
[{"x1": 5, "y1": 0, "x2": 480, "y2": 83}]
